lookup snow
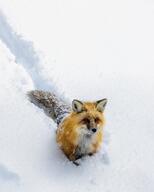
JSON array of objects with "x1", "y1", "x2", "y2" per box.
[{"x1": 0, "y1": 0, "x2": 154, "y2": 191}]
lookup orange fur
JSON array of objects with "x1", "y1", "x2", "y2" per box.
[{"x1": 56, "y1": 102, "x2": 106, "y2": 161}]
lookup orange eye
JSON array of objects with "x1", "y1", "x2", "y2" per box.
[
  {"x1": 82, "y1": 118, "x2": 90, "y2": 124},
  {"x1": 95, "y1": 117, "x2": 100, "y2": 124}
]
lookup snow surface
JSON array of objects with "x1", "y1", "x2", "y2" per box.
[{"x1": 0, "y1": 0, "x2": 154, "y2": 191}]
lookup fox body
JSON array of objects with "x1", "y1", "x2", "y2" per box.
[{"x1": 28, "y1": 90, "x2": 107, "y2": 164}]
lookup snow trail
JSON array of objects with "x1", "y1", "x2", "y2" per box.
[{"x1": 0, "y1": 11, "x2": 56, "y2": 92}]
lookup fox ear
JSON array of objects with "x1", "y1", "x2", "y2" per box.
[
  {"x1": 72, "y1": 100, "x2": 83, "y2": 113},
  {"x1": 96, "y1": 98, "x2": 107, "y2": 112}
]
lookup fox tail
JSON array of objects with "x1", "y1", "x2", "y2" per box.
[{"x1": 27, "y1": 90, "x2": 71, "y2": 125}]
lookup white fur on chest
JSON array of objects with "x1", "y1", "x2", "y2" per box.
[{"x1": 77, "y1": 129, "x2": 95, "y2": 155}]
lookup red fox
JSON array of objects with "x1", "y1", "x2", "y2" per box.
[{"x1": 28, "y1": 90, "x2": 107, "y2": 165}]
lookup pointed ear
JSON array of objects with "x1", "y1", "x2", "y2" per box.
[
  {"x1": 72, "y1": 100, "x2": 83, "y2": 113},
  {"x1": 96, "y1": 98, "x2": 107, "y2": 112}
]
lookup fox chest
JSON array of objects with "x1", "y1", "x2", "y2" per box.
[{"x1": 75, "y1": 134, "x2": 95, "y2": 157}]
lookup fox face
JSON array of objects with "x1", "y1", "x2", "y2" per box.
[
  {"x1": 77, "y1": 115, "x2": 103, "y2": 137},
  {"x1": 72, "y1": 99, "x2": 107, "y2": 137}
]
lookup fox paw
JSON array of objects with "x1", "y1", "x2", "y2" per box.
[{"x1": 73, "y1": 161, "x2": 80, "y2": 166}]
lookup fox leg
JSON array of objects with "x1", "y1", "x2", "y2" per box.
[
  {"x1": 67, "y1": 147, "x2": 83, "y2": 166},
  {"x1": 74, "y1": 147, "x2": 84, "y2": 159}
]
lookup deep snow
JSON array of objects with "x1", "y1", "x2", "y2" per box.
[{"x1": 0, "y1": 0, "x2": 154, "y2": 191}]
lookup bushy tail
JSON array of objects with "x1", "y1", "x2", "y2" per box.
[{"x1": 27, "y1": 90, "x2": 71, "y2": 125}]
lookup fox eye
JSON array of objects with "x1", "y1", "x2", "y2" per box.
[
  {"x1": 82, "y1": 118, "x2": 90, "y2": 124},
  {"x1": 95, "y1": 117, "x2": 100, "y2": 124}
]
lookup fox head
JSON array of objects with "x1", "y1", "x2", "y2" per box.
[{"x1": 70, "y1": 99, "x2": 107, "y2": 136}]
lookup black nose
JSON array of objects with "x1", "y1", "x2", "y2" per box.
[{"x1": 92, "y1": 128, "x2": 97, "y2": 133}]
